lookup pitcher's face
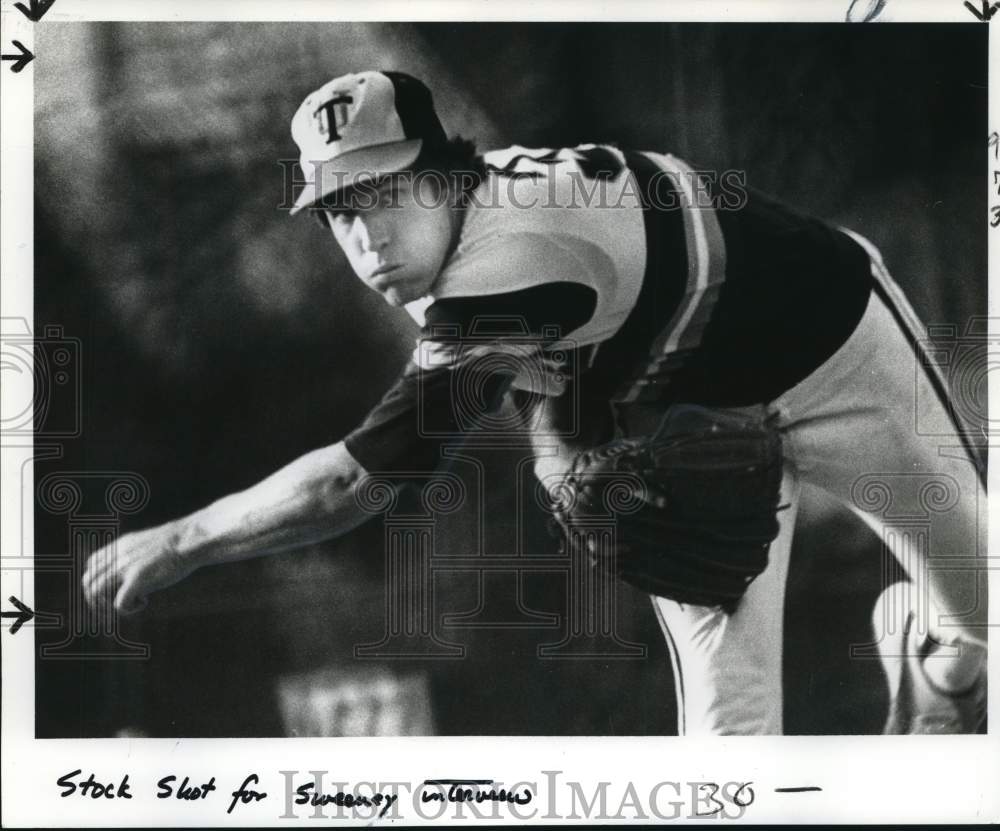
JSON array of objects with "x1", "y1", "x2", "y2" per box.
[{"x1": 324, "y1": 174, "x2": 458, "y2": 306}]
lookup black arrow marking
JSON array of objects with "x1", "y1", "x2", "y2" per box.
[
  {"x1": 964, "y1": 0, "x2": 1000, "y2": 21},
  {"x1": 14, "y1": 0, "x2": 57, "y2": 22},
  {"x1": 1, "y1": 40, "x2": 34, "y2": 73},
  {"x1": 1, "y1": 596, "x2": 35, "y2": 635}
]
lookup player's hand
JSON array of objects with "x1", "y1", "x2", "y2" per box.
[{"x1": 82, "y1": 522, "x2": 197, "y2": 615}]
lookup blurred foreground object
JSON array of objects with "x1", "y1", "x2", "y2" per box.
[{"x1": 277, "y1": 666, "x2": 434, "y2": 736}]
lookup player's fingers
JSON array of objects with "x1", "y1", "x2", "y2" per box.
[
  {"x1": 82, "y1": 553, "x2": 103, "y2": 601},
  {"x1": 88, "y1": 561, "x2": 121, "y2": 599},
  {"x1": 81, "y1": 550, "x2": 100, "y2": 584},
  {"x1": 84, "y1": 540, "x2": 128, "y2": 597},
  {"x1": 82, "y1": 558, "x2": 112, "y2": 606},
  {"x1": 84, "y1": 565, "x2": 112, "y2": 608},
  {"x1": 114, "y1": 575, "x2": 147, "y2": 616},
  {"x1": 82, "y1": 544, "x2": 115, "y2": 583},
  {"x1": 82, "y1": 557, "x2": 102, "y2": 596}
]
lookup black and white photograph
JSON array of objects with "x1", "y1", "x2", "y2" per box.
[{"x1": 2, "y1": 0, "x2": 998, "y2": 825}]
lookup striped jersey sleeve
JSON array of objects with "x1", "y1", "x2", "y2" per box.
[{"x1": 343, "y1": 283, "x2": 596, "y2": 476}]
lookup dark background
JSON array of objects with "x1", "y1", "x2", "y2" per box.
[{"x1": 33, "y1": 23, "x2": 987, "y2": 736}]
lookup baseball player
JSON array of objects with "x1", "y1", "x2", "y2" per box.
[{"x1": 82, "y1": 70, "x2": 987, "y2": 735}]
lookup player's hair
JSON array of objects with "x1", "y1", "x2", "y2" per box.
[
  {"x1": 412, "y1": 135, "x2": 487, "y2": 192},
  {"x1": 312, "y1": 135, "x2": 485, "y2": 229}
]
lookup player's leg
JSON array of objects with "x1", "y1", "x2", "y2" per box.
[
  {"x1": 771, "y1": 232, "x2": 987, "y2": 731},
  {"x1": 850, "y1": 230, "x2": 987, "y2": 645},
  {"x1": 649, "y1": 467, "x2": 800, "y2": 735}
]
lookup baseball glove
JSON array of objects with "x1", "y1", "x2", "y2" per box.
[{"x1": 549, "y1": 404, "x2": 784, "y2": 613}]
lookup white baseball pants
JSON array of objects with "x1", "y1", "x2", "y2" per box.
[{"x1": 651, "y1": 231, "x2": 987, "y2": 735}]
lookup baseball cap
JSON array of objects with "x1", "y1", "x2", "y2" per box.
[{"x1": 289, "y1": 70, "x2": 448, "y2": 215}]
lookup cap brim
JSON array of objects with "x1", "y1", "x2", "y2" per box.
[{"x1": 290, "y1": 139, "x2": 424, "y2": 216}]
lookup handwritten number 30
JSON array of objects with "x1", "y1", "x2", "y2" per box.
[{"x1": 697, "y1": 781, "x2": 755, "y2": 814}]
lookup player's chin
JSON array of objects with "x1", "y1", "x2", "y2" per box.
[{"x1": 380, "y1": 285, "x2": 418, "y2": 307}]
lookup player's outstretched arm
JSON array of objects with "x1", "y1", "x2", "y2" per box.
[{"x1": 81, "y1": 440, "x2": 373, "y2": 615}]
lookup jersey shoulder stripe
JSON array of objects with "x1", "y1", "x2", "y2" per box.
[{"x1": 616, "y1": 151, "x2": 727, "y2": 402}]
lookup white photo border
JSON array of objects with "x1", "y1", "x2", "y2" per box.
[{"x1": 2, "y1": 0, "x2": 998, "y2": 826}]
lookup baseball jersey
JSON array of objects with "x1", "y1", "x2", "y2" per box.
[{"x1": 344, "y1": 144, "x2": 873, "y2": 475}]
